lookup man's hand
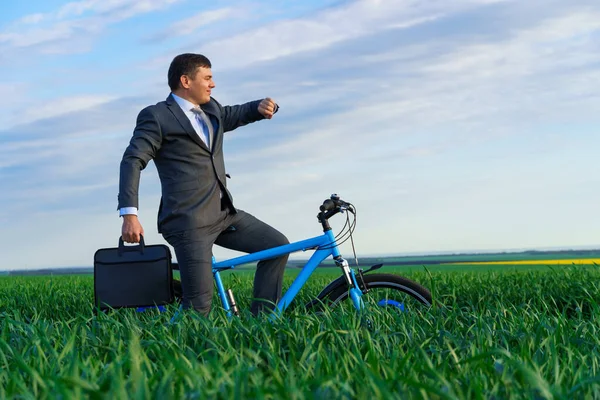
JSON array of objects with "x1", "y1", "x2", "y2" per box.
[
  {"x1": 258, "y1": 97, "x2": 278, "y2": 119},
  {"x1": 122, "y1": 215, "x2": 144, "y2": 243}
]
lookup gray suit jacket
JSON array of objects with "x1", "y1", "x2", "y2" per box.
[{"x1": 118, "y1": 94, "x2": 265, "y2": 234}]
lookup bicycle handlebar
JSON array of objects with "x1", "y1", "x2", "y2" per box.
[
  {"x1": 319, "y1": 194, "x2": 353, "y2": 216},
  {"x1": 320, "y1": 194, "x2": 350, "y2": 211}
]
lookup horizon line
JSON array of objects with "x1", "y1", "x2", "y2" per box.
[{"x1": 2, "y1": 245, "x2": 599, "y2": 272}]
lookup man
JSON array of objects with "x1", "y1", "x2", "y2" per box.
[{"x1": 118, "y1": 53, "x2": 289, "y2": 316}]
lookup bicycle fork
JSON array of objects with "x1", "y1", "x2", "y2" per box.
[{"x1": 335, "y1": 256, "x2": 364, "y2": 311}]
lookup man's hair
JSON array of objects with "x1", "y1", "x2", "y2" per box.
[{"x1": 168, "y1": 53, "x2": 212, "y2": 91}]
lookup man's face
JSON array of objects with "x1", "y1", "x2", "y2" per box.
[{"x1": 183, "y1": 66, "x2": 215, "y2": 105}]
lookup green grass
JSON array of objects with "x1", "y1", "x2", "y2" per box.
[{"x1": 1, "y1": 266, "x2": 600, "y2": 399}]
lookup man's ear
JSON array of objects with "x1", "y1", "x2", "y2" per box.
[{"x1": 180, "y1": 75, "x2": 190, "y2": 89}]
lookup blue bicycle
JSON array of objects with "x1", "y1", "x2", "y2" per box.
[{"x1": 171, "y1": 194, "x2": 432, "y2": 317}]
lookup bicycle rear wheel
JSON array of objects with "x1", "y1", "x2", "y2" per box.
[{"x1": 321, "y1": 273, "x2": 432, "y2": 312}]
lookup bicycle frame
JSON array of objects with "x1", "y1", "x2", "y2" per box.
[{"x1": 212, "y1": 228, "x2": 364, "y2": 317}]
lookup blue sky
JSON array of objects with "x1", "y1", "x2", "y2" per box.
[{"x1": 1, "y1": 0, "x2": 599, "y2": 270}]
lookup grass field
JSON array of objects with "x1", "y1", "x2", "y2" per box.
[{"x1": 1, "y1": 265, "x2": 600, "y2": 399}]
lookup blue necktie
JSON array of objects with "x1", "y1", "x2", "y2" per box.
[{"x1": 191, "y1": 108, "x2": 212, "y2": 148}]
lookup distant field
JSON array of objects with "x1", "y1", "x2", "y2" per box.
[{"x1": 449, "y1": 258, "x2": 600, "y2": 265}]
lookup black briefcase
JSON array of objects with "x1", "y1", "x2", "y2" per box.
[{"x1": 93, "y1": 236, "x2": 174, "y2": 311}]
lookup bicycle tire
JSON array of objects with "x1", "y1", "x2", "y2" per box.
[{"x1": 321, "y1": 273, "x2": 432, "y2": 309}]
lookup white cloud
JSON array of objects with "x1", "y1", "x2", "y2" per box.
[
  {"x1": 7, "y1": 94, "x2": 119, "y2": 128},
  {"x1": 0, "y1": 82, "x2": 27, "y2": 103},
  {"x1": 191, "y1": 0, "x2": 523, "y2": 70},
  {"x1": 425, "y1": 11, "x2": 600, "y2": 76},
  {"x1": 17, "y1": 13, "x2": 45, "y2": 24},
  {"x1": 198, "y1": 0, "x2": 434, "y2": 68},
  {"x1": 55, "y1": 0, "x2": 147, "y2": 19},
  {"x1": 168, "y1": 7, "x2": 237, "y2": 37},
  {"x1": 141, "y1": 6, "x2": 242, "y2": 43},
  {"x1": 0, "y1": 0, "x2": 183, "y2": 50}
]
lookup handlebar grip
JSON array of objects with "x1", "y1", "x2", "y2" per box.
[{"x1": 320, "y1": 199, "x2": 335, "y2": 212}]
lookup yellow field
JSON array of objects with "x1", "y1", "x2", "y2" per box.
[{"x1": 449, "y1": 259, "x2": 600, "y2": 265}]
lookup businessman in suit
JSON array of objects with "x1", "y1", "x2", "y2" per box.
[{"x1": 118, "y1": 53, "x2": 289, "y2": 317}]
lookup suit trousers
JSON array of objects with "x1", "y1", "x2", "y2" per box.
[{"x1": 163, "y1": 206, "x2": 289, "y2": 316}]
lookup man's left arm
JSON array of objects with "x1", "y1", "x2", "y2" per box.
[{"x1": 220, "y1": 98, "x2": 279, "y2": 132}]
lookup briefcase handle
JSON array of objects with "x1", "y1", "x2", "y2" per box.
[{"x1": 118, "y1": 235, "x2": 146, "y2": 256}]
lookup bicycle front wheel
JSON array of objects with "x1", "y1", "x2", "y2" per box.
[{"x1": 323, "y1": 273, "x2": 432, "y2": 312}]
